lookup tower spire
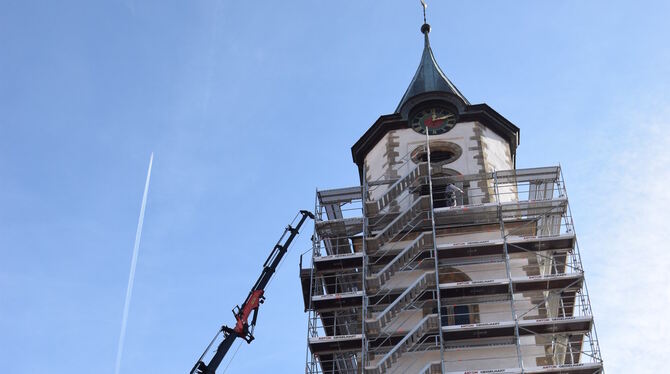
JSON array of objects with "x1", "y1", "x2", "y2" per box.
[{"x1": 395, "y1": 3, "x2": 470, "y2": 113}]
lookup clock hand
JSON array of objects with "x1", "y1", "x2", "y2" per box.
[{"x1": 433, "y1": 114, "x2": 454, "y2": 120}]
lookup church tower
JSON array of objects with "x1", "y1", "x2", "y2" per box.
[{"x1": 301, "y1": 20, "x2": 604, "y2": 374}]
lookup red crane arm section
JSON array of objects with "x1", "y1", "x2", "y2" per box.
[{"x1": 234, "y1": 289, "x2": 264, "y2": 334}]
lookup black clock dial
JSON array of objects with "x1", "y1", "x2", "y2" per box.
[{"x1": 410, "y1": 107, "x2": 457, "y2": 135}]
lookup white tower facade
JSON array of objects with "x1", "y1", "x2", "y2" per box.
[{"x1": 302, "y1": 23, "x2": 603, "y2": 374}]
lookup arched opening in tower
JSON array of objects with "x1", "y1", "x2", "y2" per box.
[{"x1": 435, "y1": 267, "x2": 480, "y2": 326}]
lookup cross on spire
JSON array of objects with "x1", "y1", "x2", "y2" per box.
[{"x1": 420, "y1": 0, "x2": 428, "y2": 24}]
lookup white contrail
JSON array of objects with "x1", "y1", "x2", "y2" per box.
[{"x1": 114, "y1": 152, "x2": 154, "y2": 374}]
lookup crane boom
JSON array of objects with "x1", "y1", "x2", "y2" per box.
[{"x1": 190, "y1": 210, "x2": 314, "y2": 374}]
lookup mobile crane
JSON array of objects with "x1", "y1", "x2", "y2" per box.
[{"x1": 190, "y1": 210, "x2": 314, "y2": 374}]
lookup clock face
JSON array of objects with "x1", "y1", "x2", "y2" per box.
[{"x1": 410, "y1": 107, "x2": 457, "y2": 135}]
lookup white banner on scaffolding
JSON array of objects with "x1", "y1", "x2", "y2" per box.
[
  {"x1": 311, "y1": 290, "x2": 363, "y2": 301},
  {"x1": 446, "y1": 368, "x2": 521, "y2": 374},
  {"x1": 440, "y1": 278, "x2": 508, "y2": 288},
  {"x1": 315, "y1": 252, "x2": 363, "y2": 261},
  {"x1": 446, "y1": 362, "x2": 602, "y2": 373},
  {"x1": 310, "y1": 334, "x2": 362, "y2": 342}
]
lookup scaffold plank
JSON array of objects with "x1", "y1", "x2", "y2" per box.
[
  {"x1": 442, "y1": 316, "x2": 593, "y2": 341},
  {"x1": 311, "y1": 291, "x2": 365, "y2": 310},
  {"x1": 440, "y1": 273, "x2": 583, "y2": 297},
  {"x1": 437, "y1": 233, "x2": 575, "y2": 259},
  {"x1": 433, "y1": 198, "x2": 568, "y2": 226},
  {"x1": 524, "y1": 362, "x2": 603, "y2": 374},
  {"x1": 313, "y1": 252, "x2": 364, "y2": 272},
  {"x1": 444, "y1": 362, "x2": 602, "y2": 374},
  {"x1": 317, "y1": 186, "x2": 362, "y2": 204},
  {"x1": 315, "y1": 217, "x2": 363, "y2": 237},
  {"x1": 513, "y1": 273, "x2": 583, "y2": 293},
  {"x1": 308, "y1": 334, "x2": 363, "y2": 354},
  {"x1": 495, "y1": 166, "x2": 561, "y2": 184}
]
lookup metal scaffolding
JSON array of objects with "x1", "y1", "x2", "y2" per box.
[{"x1": 302, "y1": 152, "x2": 603, "y2": 374}]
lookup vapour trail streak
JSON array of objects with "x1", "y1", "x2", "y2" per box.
[{"x1": 114, "y1": 153, "x2": 154, "y2": 374}]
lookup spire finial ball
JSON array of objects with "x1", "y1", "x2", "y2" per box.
[{"x1": 421, "y1": 23, "x2": 431, "y2": 35}]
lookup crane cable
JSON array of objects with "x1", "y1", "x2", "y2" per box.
[{"x1": 221, "y1": 340, "x2": 243, "y2": 374}]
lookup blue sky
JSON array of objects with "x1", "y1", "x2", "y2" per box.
[{"x1": 1, "y1": 1, "x2": 669, "y2": 373}]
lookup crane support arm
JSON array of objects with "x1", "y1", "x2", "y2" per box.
[{"x1": 190, "y1": 210, "x2": 314, "y2": 374}]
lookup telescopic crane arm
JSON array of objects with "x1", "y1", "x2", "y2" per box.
[{"x1": 190, "y1": 210, "x2": 314, "y2": 374}]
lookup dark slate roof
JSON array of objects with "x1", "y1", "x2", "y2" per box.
[{"x1": 396, "y1": 24, "x2": 469, "y2": 113}]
